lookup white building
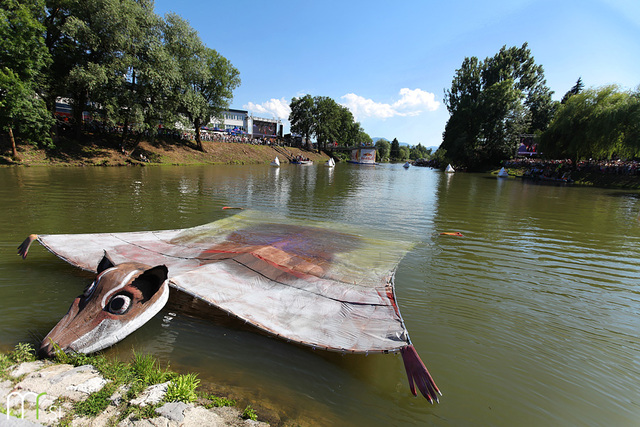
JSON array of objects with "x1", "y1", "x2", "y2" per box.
[
  {"x1": 215, "y1": 109, "x2": 249, "y2": 132},
  {"x1": 208, "y1": 109, "x2": 282, "y2": 138}
]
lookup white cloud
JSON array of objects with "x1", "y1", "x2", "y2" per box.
[
  {"x1": 340, "y1": 93, "x2": 397, "y2": 119},
  {"x1": 340, "y1": 88, "x2": 440, "y2": 120},
  {"x1": 393, "y1": 88, "x2": 440, "y2": 112},
  {"x1": 244, "y1": 98, "x2": 291, "y2": 120}
]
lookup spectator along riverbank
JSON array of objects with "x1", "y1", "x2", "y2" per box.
[
  {"x1": 1, "y1": 134, "x2": 328, "y2": 167},
  {"x1": 501, "y1": 158, "x2": 640, "y2": 189}
]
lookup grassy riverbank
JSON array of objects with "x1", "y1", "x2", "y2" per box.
[
  {"x1": 1, "y1": 343, "x2": 269, "y2": 426},
  {"x1": 1, "y1": 134, "x2": 328, "y2": 167}
]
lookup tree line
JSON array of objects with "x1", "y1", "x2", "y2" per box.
[
  {"x1": 0, "y1": 0, "x2": 240, "y2": 154},
  {"x1": 288, "y1": 94, "x2": 371, "y2": 152},
  {"x1": 374, "y1": 138, "x2": 431, "y2": 162},
  {"x1": 288, "y1": 95, "x2": 435, "y2": 162},
  {"x1": 439, "y1": 43, "x2": 640, "y2": 170}
]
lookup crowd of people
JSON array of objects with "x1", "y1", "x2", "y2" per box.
[
  {"x1": 503, "y1": 158, "x2": 573, "y2": 181},
  {"x1": 179, "y1": 131, "x2": 281, "y2": 146},
  {"x1": 76, "y1": 117, "x2": 284, "y2": 146},
  {"x1": 503, "y1": 157, "x2": 640, "y2": 182}
]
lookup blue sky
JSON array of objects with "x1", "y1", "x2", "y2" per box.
[{"x1": 152, "y1": 0, "x2": 639, "y2": 148}]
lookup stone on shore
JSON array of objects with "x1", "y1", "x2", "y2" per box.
[{"x1": 1, "y1": 360, "x2": 269, "y2": 427}]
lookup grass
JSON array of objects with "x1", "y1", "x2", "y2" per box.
[
  {"x1": 0, "y1": 343, "x2": 263, "y2": 424},
  {"x1": 165, "y1": 373, "x2": 200, "y2": 403},
  {"x1": 74, "y1": 383, "x2": 118, "y2": 417},
  {"x1": 200, "y1": 392, "x2": 236, "y2": 409},
  {"x1": 3, "y1": 134, "x2": 328, "y2": 168},
  {"x1": 1, "y1": 344, "x2": 264, "y2": 424},
  {"x1": 130, "y1": 352, "x2": 174, "y2": 386}
]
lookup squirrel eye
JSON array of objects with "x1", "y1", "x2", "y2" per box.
[{"x1": 107, "y1": 294, "x2": 131, "y2": 315}]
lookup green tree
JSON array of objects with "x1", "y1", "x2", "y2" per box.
[
  {"x1": 390, "y1": 138, "x2": 401, "y2": 160},
  {"x1": 98, "y1": 0, "x2": 165, "y2": 143},
  {"x1": 48, "y1": 0, "x2": 139, "y2": 136},
  {"x1": 313, "y1": 96, "x2": 341, "y2": 152},
  {"x1": 375, "y1": 138, "x2": 390, "y2": 161},
  {"x1": 289, "y1": 94, "x2": 367, "y2": 151},
  {"x1": 441, "y1": 56, "x2": 482, "y2": 165},
  {"x1": 34, "y1": 0, "x2": 168, "y2": 143},
  {"x1": 442, "y1": 43, "x2": 553, "y2": 169},
  {"x1": 526, "y1": 84, "x2": 557, "y2": 133},
  {"x1": 561, "y1": 77, "x2": 584, "y2": 104},
  {"x1": 336, "y1": 106, "x2": 357, "y2": 147},
  {"x1": 289, "y1": 94, "x2": 314, "y2": 147},
  {"x1": 540, "y1": 85, "x2": 640, "y2": 163},
  {"x1": 163, "y1": 13, "x2": 240, "y2": 150},
  {"x1": 410, "y1": 143, "x2": 431, "y2": 160},
  {"x1": 399, "y1": 146, "x2": 410, "y2": 161},
  {"x1": 0, "y1": 0, "x2": 54, "y2": 151},
  {"x1": 357, "y1": 127, "x2": 372, "y2": 146}
]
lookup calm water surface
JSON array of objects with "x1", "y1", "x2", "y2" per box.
[{"x1": 1, "y1": 164, "x2": 640, "y2": 426}]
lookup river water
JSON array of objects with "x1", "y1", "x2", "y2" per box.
[{"x1": 1, "y1": 163, "x2": 640, "y2": 426}]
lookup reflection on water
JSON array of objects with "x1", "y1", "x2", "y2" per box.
[{"x1": 2, "y1": 164, "x2": 640, "y2": 426}]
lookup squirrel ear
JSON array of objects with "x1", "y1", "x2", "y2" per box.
[
  {"x1": 131, "y1": 265, "x2": 169, "y2": 302},
  {"x1": 97, "y1": 252, "x2": 116, "y2": 273}
]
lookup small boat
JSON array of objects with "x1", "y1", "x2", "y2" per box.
[
  {"x1": 325, "y1": 158, "x2": 335, "y2": 168},
  {"x1": 270, "y1": 157, "x2": 280, "y2": 167},
  {"x1": 497, "y1": 167, "x2": 509, "y2": 178},
  {"x1": 403, "y1": 162, "x2": 411, "y2": 169},
  {"x1": 292, "y1": 159, "x2": 313, "y2": 165},
  {"x1": 445, "y1": 164, "x2": 455, "y2": 173}
]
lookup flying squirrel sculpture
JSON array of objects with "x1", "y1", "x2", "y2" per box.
[{"x1": 17, "y1": 211, "x2": 441, "y2": 402}]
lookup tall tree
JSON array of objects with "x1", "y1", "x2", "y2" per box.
[
  {"x1": 0, "y1": 0, "x2": 54, "y2": 151},
  {"x1": 540, "y1": 85, "x2": 640, "y2": 163},
  {"x1": 561, "y1": 77, "x2": 584, "y2": 104},
  {"x1": 375, "y1": 138, "x2": 390, "y2": 161},
  {"x1": 410, "y1": 143, "x2": 431, "y2": 160},
  {"x1": 290, "y1": 95, "x2": 369, "y2": 150},
  {"x1": 441, "y1": 43, "x2": 553, "y2": 169},
  {"x1": 313, "y1": 96, "x2": 342, "y2": 151},
  {"x1": 163, "y1": 13, "x2": 240, "y2": 150},
  {"x1": 289, "y1": 94, "x2": 314, "y2": 148},
  {"x1": 97, "y1": 0, "x2": 164, "y2": 143},
  {"x1": 390, "y1": 138, "x2": 401, "y2": 160}
]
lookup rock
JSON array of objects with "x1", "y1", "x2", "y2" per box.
[
  {"x1": 181, "y1": 406, "x2": 222, "y2": 426},
  {"x1": 8, "y1": 361, "x2": 47, "y2": 379},
  {"x1": 67, "y1": 376, "x2": 108, "y2": 394},
  {"x1": 2, "y1": 415, "x2": 44, "y2": 426},
  {"x1": 118, "y1": 415, "x2": 175, "y2": 426},
  {"x1": 13, "y1": 363, "x2": 107, "y2": 405},
  {"x1": 129, "y1": 382, "x2": 170, "y2": 407},
  {"x1": 155, "y1": 402, "x2": 189, "y2": 422},
  {"x1": 0, "y1": 379, "x2": 13, "y2": 399},
  {"x1": 2, "y1": 361, "x2": 110, "y2": 425},
  {"x1": 109, "y1": 385, "x2": 130, "y2": 406},
  {"x1": 2, "y1": 361, "x2": 270, "y2": 427}
]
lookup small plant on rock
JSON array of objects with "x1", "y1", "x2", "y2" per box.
[
  {"x1": 12, "y1": 342, "x2": 36, "y2": 363},
  {"x1": 242, "y1": 405, "x2": 258, "y2": 421},
  {"x1": 165, "y1": 373, "x2": 200, "y2": 403}
]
